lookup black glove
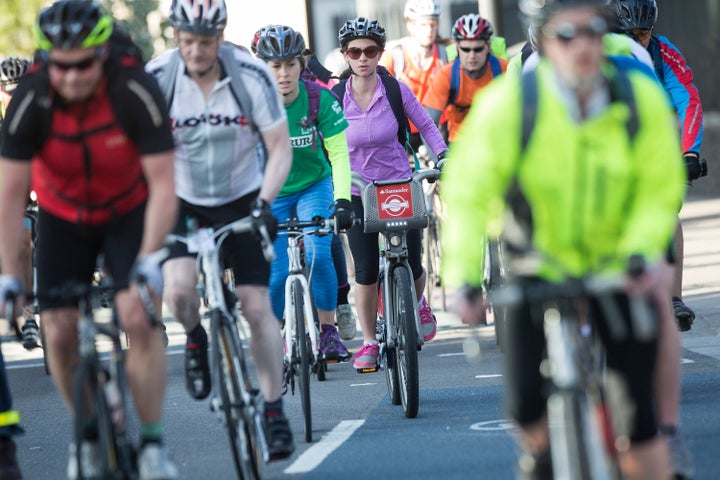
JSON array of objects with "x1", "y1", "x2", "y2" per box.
[
  {"x1": 331, "y1": 199, "x2": 354, "y2": 230},
  {"x1": 684, "y1": 153, "x2": 707, "y2": 181},
  {"x1": 250, "y1": 197, "x2": 278, "y2": 242}
]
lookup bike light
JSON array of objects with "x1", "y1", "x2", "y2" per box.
[{"x1": 390, "y1": 234, "x2": 402, "y2": 247}]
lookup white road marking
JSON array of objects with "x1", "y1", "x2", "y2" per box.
[
  {"x1": 284, "y1": 420, "x2": 364, "y2": 474},
  {"x1": 350, "y1": 382, "x2": 378, "y2": 387},
  {"x1": 681, "y1": 358, "x2": 695, "y2": 364},
  {"x1": 475, "y1": 374, "x2": 503, "y2": 379},
  {"x1": 437, "y1": 352, "x2": 466, "y2": 357}
]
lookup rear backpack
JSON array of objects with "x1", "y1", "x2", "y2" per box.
[
  {"x1": 448, "y1": 55, "x2": 503, "y2": 108},
  {"x1": 331, "y1": 65, "x2": 410, "y2": 150},
  {"x1": 299, "y1": 76, "x2": 327, "y2": 151}
]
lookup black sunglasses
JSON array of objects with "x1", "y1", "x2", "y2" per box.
[
  {"x1": 345, "y1": 46, "x2": 382, "y2": 60},
  {"x1": 543, "y1": 17, "x2": 607, "y2": 43},
  {"x1": 48, "y1": 49, "x2": 103, "y2": 72},
  {"x1": 458, "y1": 45, "x2": 486, "y2": 54}
]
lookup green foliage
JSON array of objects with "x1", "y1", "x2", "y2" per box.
[
  {"x1": 0, "y1": 0, "x2": 166, "y2": 60},
  {"x1": 0, "y1": 0, "x2": 48, "y2": 57}
]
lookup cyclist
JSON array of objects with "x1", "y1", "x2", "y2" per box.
[
  {"x1": 380, "y1": 0, "x2": 449, "y2": 151},
  {"x1": 0, "y1": 1, "x2": 179, "y2": 478},
  {"x1": 251, "y1": 27, "x2": 357, "y2": 341},
  {"x1": 609, "y1": 0, "x2": 705, "y2": 333},
  {"x1": 442, "y1": 0, "x2": 683, "y2": 478},
  {"x1": 146, "y1": 0, "x2": 295, "y2": 460},
  {"x1": 422, "y1": 14, "x2": 508, "y2": 143},
  {"x1": 334, "y1": 17, "x2": 448, "y2": 371},
  {"x1": 0, "y1": 56, "x2": 40, "y2": 351},
  {"x1": 254, "y1": 25, "x2": 354, "y2": 362}
]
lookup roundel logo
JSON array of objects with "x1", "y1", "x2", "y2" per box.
[{"x1": 377, "y1": 184, "x2": 413, "y2": 220}]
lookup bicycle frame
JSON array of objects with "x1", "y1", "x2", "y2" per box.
[
  {"x1": 166, "y1": 216, "x2": 275, "y2": 473},
  {"x1": 282, "y1": 229, "x2": 321, "y2": 369}
]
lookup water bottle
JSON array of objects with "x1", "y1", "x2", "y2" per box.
[{"x1": 103, "y1": 374, "x2": 124, "y2": 430}]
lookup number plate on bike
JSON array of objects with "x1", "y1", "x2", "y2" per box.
[
  {"x1": 362, "y1": 179, "x2": 428, "y2": 233},
  {"x1": 186, "y1": 227, "x2": 215, "y2": 254}
]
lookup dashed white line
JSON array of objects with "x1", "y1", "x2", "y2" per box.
[
  {"x1": 475, "y1": 374, "x2": 503, "y2": 379},
  {"x1": 350, "y1": 382, "x2": 378, "y2": 387},
  {"x1": 284, "y1": 420, "x2": 364, "y2": 474}
]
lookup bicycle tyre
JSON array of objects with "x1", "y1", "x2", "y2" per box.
[
  {"x1": 213, "y1": 311, "x2": 262, "y2": 480},
  {"x1": 40, "y1": 320, "x2": 50, "y2": 375},
  {"x1": 291, "y1": 279, "x2": 313, "y2": 442},
  {"x1": 486, "y1": 237, "x2": 506, "y2": 351},
  {"x1": 548, "y1": 389, "x2": 615, "y2": 480},
  {"x1": 423, "y1": 215, "x2": 445, "y2": 311},
  {"x1": 392, "y1": 266, "x2": 419, "y2": 418},
  {"x1": 379, "y1": 272, "x2": 400, "y2": 405},
  {"x1": 73, "y1": 358, "x2": 118, "y2": 479}
]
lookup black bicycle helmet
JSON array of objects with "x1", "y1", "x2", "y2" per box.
[
  {"x1": 607, "y1": 0, "x2": 657, "y2": 30},
  {"x1": 338, "y1": 17, "x2": 386, "y2": 50},
  {"x1": 519, "y1": 0, "x2": 608, "y2": 28},
  {"x1": 451, "y1": 14, "x2": 494, "y2": 41},
  {"x1": 255, "y1": 25, "x2": 306, "y2": 62},
  {"x1": 34, "y1": 0, "x2": 114, "y2": 50},
  {"x1": 169, "y1": 0, "x2": 228, "y2": 35},
  {"x1": 0, "y1": 57, "x2": 31, "y2": 90}
]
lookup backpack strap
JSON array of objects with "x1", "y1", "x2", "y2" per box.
[
  {"x1": 301, "y1": 78, "x2": 323, "y2": 150},
  {"x1": 331, "y1": 80, "x2": 346, "y2": 108},
  {"x1": 153, "y1": 50, "x2": 181, "y2": 109},
  {"x1": 218, "y1": 42, "x2": 254, "y2": 127},
  {"x1": 449, "y1": 58, "x2": 461, "y2": 106},
  {"x1": 520, "y1": 69, "x2": 539, "y2": 152},
  {"x1": 489, "y1": 55, "x2": 502, "y2": 77},
  {"x1": 608, "y1": 66, "x2": 639, "y2": 142},
  {"x1": 379, "y1": 73, "x2": 410, "y2": 149}
]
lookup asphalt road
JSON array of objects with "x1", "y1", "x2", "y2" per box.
[{"x1": 4, "y1": 193, "x2": 720, "y2": 480}]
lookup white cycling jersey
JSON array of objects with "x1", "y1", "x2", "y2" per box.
[{"x1": 146, "y1": 48, "x2": 286, "y2": 206}]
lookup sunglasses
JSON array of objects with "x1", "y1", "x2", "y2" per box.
[
  {"x1": 48, "y1": 49, "x2": 102, "y2": 72},
  {"x1": 345, "y1": 46, "x2": 382, "y2": 60},
  {"x1": 627, "y1": 28, "x2": 652, "y2": 42},
  {"x1": 458, "y1": 45, "x2": 487, "y2": 54},
  {"x1": 543, "y1": 17, "x2": 607, "y2": 44}
]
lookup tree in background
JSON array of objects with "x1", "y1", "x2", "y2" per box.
[{"x1": 0, "y1": 0, "x2": 170, "y2": 60}]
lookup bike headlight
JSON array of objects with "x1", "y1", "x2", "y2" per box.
[{"x1": 389, "y1": 234, "x2": 402, "y2": 247}]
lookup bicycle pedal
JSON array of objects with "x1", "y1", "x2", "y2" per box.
[{"x1": 356, "y1": 366, "x2": 379, "y2": 374}]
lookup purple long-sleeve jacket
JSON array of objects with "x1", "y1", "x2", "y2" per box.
[{"x1": 339, "y1": 73, "x2": 447, "y2": 195}]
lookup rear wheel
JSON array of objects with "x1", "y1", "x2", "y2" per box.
[
  {"x1": 213, "y1": 311, "x2": 262, "y2": 479},
  {"x1": 392, "y1": 266, "x2": 419, "y2": 418},
  {"x1": 292, "y1": 280, "x2": 312, "y2": 442},
  {"x1": 486, "y1": 237, "x2": 506, "y2": 350}
]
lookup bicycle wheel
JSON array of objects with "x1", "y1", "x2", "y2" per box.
[
  {"x1": 379, "y1": 272, "x2": 400, "y2": 405},
  {"x1": 291, "y1": 279, "x2": 312, "y2": 442},
  {"x1": 486, "y1": 237, "x2": 506, "y2": 350},
  {"x1": 392, "y1": 266, "x2": 419, "y2": 418},
  {"x1": 73, "y1": 359, "x2": 117, "y2": 479},
  {"x1": 423, "y1": 214, "x2": 445, "y2": 311},
  {"x1": 213, "y1": 311, "x2": 262, "y2": 479},
  {"x1": 548, "y1": 390, "x2": 617, "y2": 480}
]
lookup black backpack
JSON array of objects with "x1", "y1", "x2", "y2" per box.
[{"x1": 331, "y1": 65, "x2": 410, "y2": 149}]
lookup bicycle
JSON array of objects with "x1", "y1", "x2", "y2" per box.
[
  {"x1": 28, "y1": 275, "x2": 159, "y2": 480},
  {"x1": 352, "y1": 168, "x2": 440, "y2": 419},
  {"x1": 276, "y1": 216, "x2": 340, "y2": 443},
  {"x1": 491, "y1": 257, "x2": 655, "y2": 480},
  {"x1": 165, "y1": 214, "x2": 275, "y2": 479},
  {"x1": 417, "y1": 145, "x2": 446, "y2": 311}
]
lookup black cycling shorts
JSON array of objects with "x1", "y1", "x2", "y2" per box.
[
  {"x1": 166, "y1": 191, "x2": 269, "y2": 286},
  {"x1": 503, "y1": 278, "x2": 659, "y2": 443},
  {"x1": 346, "y1": 196, "x2": 424, "y2": 285},
  {"x1": 36, "y1": 204, "x2": 145, "y2": 311}
]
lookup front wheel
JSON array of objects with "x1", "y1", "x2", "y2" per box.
[
  {"x1": 392, "y1": 266, "x2": 419, "y2": 418},
  {"x1": 291, "y1": 279, "x2": 312, "y2": 443},
  {"x1": 213, "y1": 311, "x2": 262, "y2": 479}
]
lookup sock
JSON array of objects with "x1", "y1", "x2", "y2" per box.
[
  {"x1": 140, "y1": 422, "x2": 164, "y2": 446},
  {"x1": 186, "y1": 324, "x2": 207, "y2": 348},
  {"x1": 337, "y1": 283, "x2": 350, "y2": 305},
  {"x1": 363, "y1": 340, "x2": 379, "y2": 346},
  {"x1": 264, "y1": 397, "x2": 284, "y2": 418}
]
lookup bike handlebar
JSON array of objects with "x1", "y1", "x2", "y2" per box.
[{"x1": 350, "y1": 168, "x2": 441, "y2": 192}]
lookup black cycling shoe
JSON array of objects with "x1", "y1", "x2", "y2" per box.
[
  {"x1": 672, "y1": 297, "x2": 695, "y2": 332},
  {"x1": 21, "y1": 318, "x2": 41, "y2": 350},
  {"x1": 263, "y1": 412, "x2": 295, "y2": 461},
  {"x1": 185, "y1": 341, "x2": 211, "y2": 400}
]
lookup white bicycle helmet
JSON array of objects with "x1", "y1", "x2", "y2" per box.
[
  {"x1": 404, "y1": 0, "x2": 441, "y2": 20},
  {"x1": 169, "y1": 0, "x2": 227, "y2": 35},
  {"x1": 451, "y1": 14, "x2": 494, "y2": 41},
  {"x1": 0, "y1": 57, "x2": 31, "y2": 91}
]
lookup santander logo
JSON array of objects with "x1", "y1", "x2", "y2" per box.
[{"x1": 378, "y1": 185, "x2": 413, "y2": 219}]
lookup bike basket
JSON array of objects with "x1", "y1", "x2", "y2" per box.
[{"x1": 362, "y1": 178, "x2": 428, "y2": 233}]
